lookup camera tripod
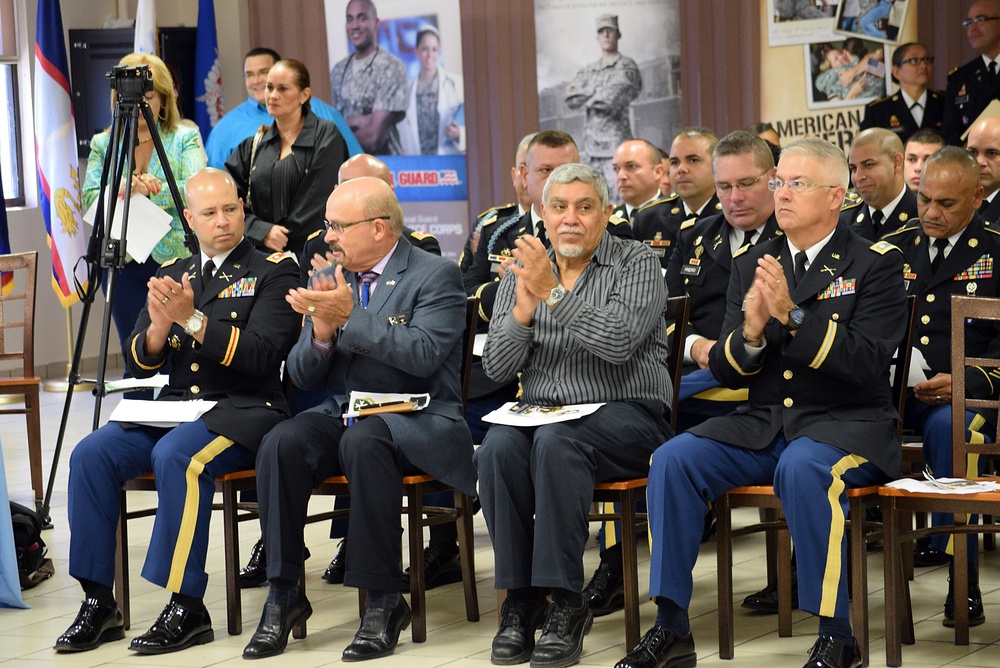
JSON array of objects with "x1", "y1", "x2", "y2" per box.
[{"x1": 38, "y1": 65, "x2": 199, "y2": 525}]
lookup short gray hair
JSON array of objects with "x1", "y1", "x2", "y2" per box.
[
  {"x1": 924, "y1": 145, "x2": 981, "y2": 186},
  {"x1": 542, "y1": 163, "x2": 609, "y2": 210},
  {"x1": 780, "y1": 137, "x2": 850, "y2": 188}
]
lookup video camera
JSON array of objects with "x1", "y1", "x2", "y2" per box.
[{"x1": 107, "y1": 64, "x2": 153, "y2": 102}]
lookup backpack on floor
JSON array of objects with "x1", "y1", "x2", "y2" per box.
[{"x1": 10, "y1": 501, "x2": 54, "y2": 589}]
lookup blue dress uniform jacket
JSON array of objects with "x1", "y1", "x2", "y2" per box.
[
  {"x1": 859, "y1": 90, "x2": 945, "y2": 144},
  {"x1": 667, "y1": 212, "x2": 783, "y2": 345},
  {"x1": 127, "y1": 237, "x2": 301, "y2": 450},
  {"x1": 881, "y1": 216, "x2": 1000, "y2": 398},
  {"x1": 632, "y1": 194, "x2": 722, "y2": 270},
  {"x1": 979, "y1": 196, "x2": 1000, "y2": 226},
  {"x1": 696, "y1": 226, "x2": 907, "y2": 476},
  {"x1": 838, "y1": 186, "x2": 918, "y2": 241},
  {"x1": 459, "y1": 203, "x2": 518, "y2": 272},
  {"x1": 463, "y1": 209, "x2": 632, "y2": 324},
  {"x1": 942, "y1": 58, "x2": 1000, "y2": 146},
  {"x1": 288, "y1": 237, "x2": 477, "y2": 495}
]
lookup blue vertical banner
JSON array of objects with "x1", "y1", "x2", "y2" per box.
[
  {"x1": 194, "y1": 0, "x2": 225, "y2": 141},
  {"x1": 0, "y1": 162, "x2": 11, "y2": 295},
  {"x1": 34, "y1": 0, "x2": 87, "y2": 306}
]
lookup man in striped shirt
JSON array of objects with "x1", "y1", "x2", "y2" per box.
[{"x1": 475, "y1": 163, "x2": 672, "y2": 668}]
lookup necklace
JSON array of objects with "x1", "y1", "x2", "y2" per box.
[{"x1": 138, "y1": 136, "x2": 152, "y2": 144}]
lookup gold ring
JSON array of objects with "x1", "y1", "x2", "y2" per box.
[
  {"x1": 307, "y1": 305, "x2": 316, "y2": 313},
  {"x1": 775, "y1": 278, "x2": 782, "y2": 284},
  {"x1": 161, "y1": 296, "x2": 169, "y2": 304}
]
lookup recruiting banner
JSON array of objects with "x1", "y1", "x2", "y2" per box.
[{"x1": 324, "y1": 0, "x2": 468, "y2": 259}]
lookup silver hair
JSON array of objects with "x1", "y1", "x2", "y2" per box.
[
  {"x1": 542, "y1": 163, "x2": 609, "y2": 209},
  {"x1": 780, "y1": 137, "x2": 850, "y2": 188}
]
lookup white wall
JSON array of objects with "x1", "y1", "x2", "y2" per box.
[{"x1": 7, "y1": 0, "x2": 250, "y2": 378}]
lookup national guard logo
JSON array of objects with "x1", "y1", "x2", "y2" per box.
[
  {"x1": 170, "y1": 334, "x2": 181, "y2": 350},
  {"x1": 903, "y1": 263, "x2": 917, "y2": 280},
  {"x1": 654, "y1": 231, "x2": 662, "y2": 241},
  {"x1": 817, "y1": 277, "x2": 857, "y2": 300},
  {"x1": 955, "y1": 254, "x2": 992, "y2": 281},
  {"x1": 890, "y1": 114, "x2": 900, "y2": 128}
]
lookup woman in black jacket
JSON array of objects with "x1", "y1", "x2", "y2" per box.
[{"x1": 226, "y1": 59, "x2": 349, "y2": 254}]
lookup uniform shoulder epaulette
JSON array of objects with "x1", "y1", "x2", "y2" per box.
[
  {"x1": 161, "y1": 257, "x2": 180, "y2": 267},
  {"x1": 984, "y1": 226, "x2": 1000, "y2": 236},
  {"x1": 732, "y1": 244, "x2": 752, "y2": 258},
  {"x1": 929, "y1": 89, "x2": 944, "y2": 99},
  {"x1": 840, "y1": 192, "x2": 863, "y2": 210},
  {"x1": 478, "y1": 203, "x2": 515, "y2": 219},
  {"x1": 481, "y1": 207, "x2": 513, "y2": 227},
  {"x1": 306, "y1": 228, "x2": 323, "y2": 241},
  {"x1": 636, "y1": 198, "x2": 665, "y2": 214},
  {"x1": 870, "y1": 240, "x2": 901, "y2": 255},
  {"x1": 949, "y1": 66, "x2": 959, "y2": 76},
  {"x1": 409, "y1": 229, "x2": 436, "y2": 241},
  {"x1": 869, "y1": 93, "x2": 893, "y2": 105},
  {"x1": 880, "y1": 224, "x2": 919, "y2": 239},
  {"x1": 266, "y1": 251, "x2": 295, "y2": 263},
  {"x1": 662, "y1": 192, "x2": 680, "y2": 202},
  {"x1": 679, "y1": 218, "x2": 698, "y2": 231}
]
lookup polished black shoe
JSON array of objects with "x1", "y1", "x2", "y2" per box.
[
  {"x1": 240, "y1": 538, "x2": 268, "y2": 588},
  {"x1": 128, "y1": 601, "x2": 213, "y2": 654},
  {"x1": 583, "y1": 561, "x2": 625, "y2": 617},
  {"x1": 614, "y1": 625, "x2": 696, "y2": 668},
  {"x1": 342, "y1": 596, "x2": 412, "y2": 661},
  {"x1": 741, "y1": 575, "x2": 799, "y2": 613},
  {"x1": 802, "y1": 635, "x2": 861, "y2": 668},
  {"x1": 242, "y1": 593, "x2": 313, "y2": 659},
  {"x1": 529, "y1": 599, "x2": 593, "y2": 668},
  {"x1": 54, "y1": 598, "x2": 125, "y2": 652},
  {"x1": 323, "y1": 540, "x2": 347, "y2": 584},
  {"x1": 943, "y1": 576, "x2": 985, "y2": 627},
  {"x1": 492, "y1": 595, "x2": 549, "y2": 665},
  {"x1": 913, "y1": 540, "x2": 950, "y2": 567},
  {"x1": 402, "y1": 544, "x2": 463, "y2": 592}
]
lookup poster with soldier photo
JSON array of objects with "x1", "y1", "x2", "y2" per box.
[
  {"x1": 768, "y1": 0, "x2": 840, "y2": 47},
  {"x1": 805, "y1": 37, "x2": 890, "y2": 110},
  {"x1": 324, "y1": 0, "x2": 469, "y2": 259},
  {"x1": 834, "y1": 0, "x2": 910, "y2": 45},
  {"x1": 533, "y1": 0, "x2": 680, "y2": 191}
]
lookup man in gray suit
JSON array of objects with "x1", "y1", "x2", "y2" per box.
[{"x1": 243, "y1": 176, "x2": 475, "y2": 661}]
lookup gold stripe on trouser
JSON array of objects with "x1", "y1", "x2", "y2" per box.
[
  {"x1": 603, "y1": 503, "x2": 620, "y2": 549},
  {"x1": 691, "y1": 388, "x2": 749, "y2": 402},
  {"x1": 945, "y1": 413, "x2": 987, "y2": 556},
  {"x1": 166, "y1": 436, "x2": 236, "y2": 592},
  {"x1": 819, "y1": 453, "x2": 868, "y2": 617}
]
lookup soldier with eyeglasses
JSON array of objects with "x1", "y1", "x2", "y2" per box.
[
  {"x1": 942, "y1": 0, "x2": 1000, "y2": 145},
  {"x1": 860, "y1": 42, "x2": 944, "y2": 144}
]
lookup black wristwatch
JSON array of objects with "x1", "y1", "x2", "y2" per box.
[{"x1": 783, "y1": 306, "x2": 805, "y2": 332}]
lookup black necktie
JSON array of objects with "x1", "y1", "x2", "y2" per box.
[
  {"x1": 990, "y1": 61, "x2": 998, "y2": 82},
  {"x1": 736, "y1": 230, "x2": 753, "y2": 252},
  {"x1": 793, "y1": 251, "x2": 808, "y2": 285},
  {"x1": 535, "y1": 222, "x2": 548, "y2": 248},
  {"x1": 871, "y1": 210, "x2": 884, "y2": 235},
  {"x1": 930, "y1": 238, "x2": 949, "y2": 274},
  {"x1": 202, "y1": 259, "x2": 214, "y2": 291},
  {"x1": 981, "y1": 199, "x2": 992, "y2": 215}
]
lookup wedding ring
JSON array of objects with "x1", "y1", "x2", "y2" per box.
[
  {"x1": 934, "y1": 395, "x2": 942, "y2": 403},
  {"x1": 161, "y1": 296, "x2": 169, "y2": 304},
  {"x1": 307, "y1": 305, "x2": 316, "y2": 313},
  {"x1": 746, "y1": 294, "x2": 756, "y2": 301},
  {"x1": 775, "y1": 278, "x2": 782, "y2": 284}
]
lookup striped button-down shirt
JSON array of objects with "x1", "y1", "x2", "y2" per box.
[{"x1": 483, "y1": 232, "x2": 671, "y2": 409}]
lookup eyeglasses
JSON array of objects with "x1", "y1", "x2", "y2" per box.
[
  {"x1": 767, "y1": 180, "x2": 838, "y2": 194},
  {"x1": 900, "y1": 56, "x2": 934, "y2": 66},
  {"x1": 323, "y1": 216, "x2": 387, "y2": 234},
  {"x1": 962, "y1": 15, "x2": 1000, "y2": 28},
  {"x1": 716, "y1": 172, "x2": 769, "y2": 195}
]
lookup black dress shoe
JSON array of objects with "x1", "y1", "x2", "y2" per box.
[
  {"x1": 529, "y1": 599, "x2": 593, "y2": 668},
  {"x1": 242, "y1": 593, "x2": 313, "y2": 659},
  {"x1": 402, "y1": 544, "x2": 463, "y2": 592},
  {"x1": 583, "y1": 561, "x2": 625, "y2": 617},
  {"x1": 492, "y1": 595, "x2": 549, "y2": 665},
  {"x1": 342, "y1": 596, "x2": 412, "y2": 661},
  {"x1": 802, "y1": 635, "x2": 861, "y2": 668},
  {"x1": 943, "y1": 576, "x2": 985, "y2": 627},
  {"x1": 128, "y1": 601, "x2": 214, "y2": 654},
  {"x1": 741, "y1": 575, "x2": 799, "y2": 613},
  {"x1": 323, "y1": 540, "x2": 347, "y2": 584},
  {"x1": 913, "y1": 540, "x2": 950, "y2": 567},
  {"x1": 54, "y1": 598, "x2": 125, "y2": 652},
  {"x1": 240, "y1": 538, "x2": 268, "y2": 588},
  {"x1": 614, "y1": 625, "x2": 696, "y2": 668}
]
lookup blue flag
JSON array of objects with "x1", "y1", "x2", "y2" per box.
[{"x1": 193, "y1": 0, "x2": 224, "y2": 141}]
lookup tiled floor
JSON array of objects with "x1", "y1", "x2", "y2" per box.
[{"x1": 2, "y1": 386, "x2": 999, "y2": 666}]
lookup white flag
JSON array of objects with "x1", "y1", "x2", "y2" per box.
[{"x1": 134, "y1": 0, "x2": 157, "y2": 54}]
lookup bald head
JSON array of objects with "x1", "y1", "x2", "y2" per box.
[
  {"x1": 324, "y1": 176, "x2": 403, "y2": 271},
  {"x1": 183, "y1": 168, "x2": 244, "y2": 257},
  {"x1": 848, "y1": 128, "x2": 905, "y2": 209},
  {"x1": 338, "y1": 153, "x2": 393, "y2": 187},
  {"x1": 967, "y1": 117, "x2": 1000, "y2": 196}
]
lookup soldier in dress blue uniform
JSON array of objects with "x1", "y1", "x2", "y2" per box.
[
  {"x1": 881, "y1": 146, "x2": 1000, "y2": 627},
  {"x1": 967, "y1": 117, "x2": 1000, "y2": 224},
  {"x1": 942, "y1": 0, "x2": 1000, "y2": 145},
  {"x1": 903, "y1": 129, "x2": 946, "y2": 192},
  {"x1": 633, "y1": 128, "x2": 721, "y2": 270},
  {"x1": 839, "y1": 128, "x2": 918, "y2": 240},
  {"x1": 860, "y1": 43, "x2": 944, "y2": 144},
  {"x1": 619, "y1": 139, "x2": 907, "y2": 668},
  {"x1": 54, "y1": 168, "x2": 301, "y2": 655}
]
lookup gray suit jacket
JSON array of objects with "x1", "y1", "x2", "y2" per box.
[{"x1": 287, "y1": 237, "x2": 476, "y2": 495}]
